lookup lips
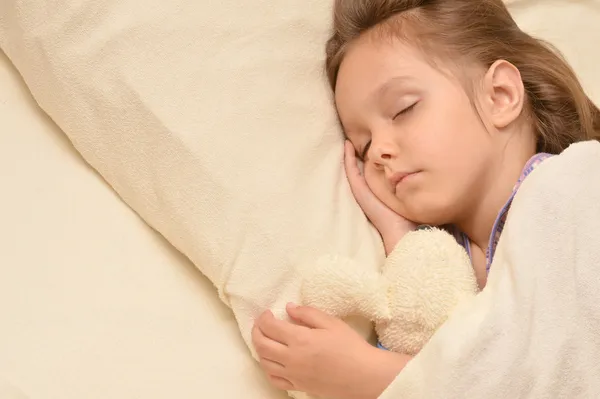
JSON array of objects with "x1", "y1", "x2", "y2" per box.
[
  {"x1": 389, "y1": 171, "x2": 414, "y2": 186},
  {"x1": 389, "y1": 171, "x2": 419, "y2": 192}
]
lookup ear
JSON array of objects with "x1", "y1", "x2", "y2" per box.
[{"x1": 481, "y1": 60, "x2": 525, "y2": 130}]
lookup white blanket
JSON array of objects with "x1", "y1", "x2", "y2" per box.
[{"x1": 380, "y1": 140, "x2": 600, "y2": 398}]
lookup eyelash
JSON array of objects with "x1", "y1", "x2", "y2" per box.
[
  {"x1": 359, "y1": 102, "x2": 418, "y2": 161},
  {"x1": 393, "y1": 102, "x2": 417, "y2": 120}
]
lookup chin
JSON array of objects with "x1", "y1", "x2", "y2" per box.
[{"x1": 394, "y1": 201, "x2": 452, "y2": 227}]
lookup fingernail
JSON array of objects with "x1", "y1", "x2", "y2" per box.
[{"x1": 287, "y1": 302, "x2": 298, "y2": 310}]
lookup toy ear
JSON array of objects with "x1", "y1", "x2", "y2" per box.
[{"x1": 300, "y1": 255, "x2": 391, "y2": 321}]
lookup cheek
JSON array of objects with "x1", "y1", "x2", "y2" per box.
[
  {"x1": 417, "y1": 103, "x2": 492, "y2": 179},
  {"x1": 417, "y1": 89, "x2": 484, "y2": 150}
]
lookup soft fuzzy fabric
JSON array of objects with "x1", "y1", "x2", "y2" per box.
[{"x1": 302, "y1": 227, "x2": 478, "y2": 356}]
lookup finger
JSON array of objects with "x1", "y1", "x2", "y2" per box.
[
  {"x1": 259, "y1": 357, "x2": 286, "y2": 378},
  {"x1": 343, "y1": 140, "x2": 363, "y2": 180},
  {"x1": 267, "y1": 375, "x2": 295, "y2": 391},
  {"x1": 286, "y1": 303, "x2": 338, "y2": 329},
  {"x1": 252, "y1": 324, "x2": 289, "y2": 363},
  {"x1": 344, "y1": 141, "x2": 380, "y2": 206},
  {"x1": 256, "y1": 310, "x2": 308, "y2": 346}
]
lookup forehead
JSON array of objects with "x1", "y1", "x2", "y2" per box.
[
  {"x1": 342, "y1": 35, "x2": 424, "y2": 74},
  {"x1": 335, "y1": 37, "x2": 427, "y2": 101}
]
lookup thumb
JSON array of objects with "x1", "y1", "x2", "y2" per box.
[{"x1": 286, "y1": 303, "x2": 336, "y2": 329}]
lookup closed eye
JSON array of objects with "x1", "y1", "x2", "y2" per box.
[{"x1": 393, "y1": 102, "x2": 417, "y2": 120}]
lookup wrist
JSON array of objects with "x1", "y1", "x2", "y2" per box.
[
  {"x1": 382, "y1": 226, "x2": 415, "y2": 256},
  {"x1": 383, "y1": 222, "x2": 437, "y2": 256},
  {"x1": 358, "y1": 345, "x2": 412, "y2": 399}
]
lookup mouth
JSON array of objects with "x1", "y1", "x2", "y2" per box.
[{"x1": 390, "y1": 171, "x2": 420, "y2": 192}]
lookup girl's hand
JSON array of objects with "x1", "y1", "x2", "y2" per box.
[
  {"x1": 344, "y1": 141, "x2": 417, "y2": 255},
  {"x1": 252, "y1": 304, "x2": 410, "y2": 399}
]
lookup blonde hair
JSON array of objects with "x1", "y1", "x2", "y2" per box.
[{"x1": 325, "y1": 0, "x2": 600, "y2": 153}]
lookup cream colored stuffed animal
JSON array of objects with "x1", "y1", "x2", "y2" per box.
[{"x1": 301, "y1": 227, "x2": 479, "y2": 354}]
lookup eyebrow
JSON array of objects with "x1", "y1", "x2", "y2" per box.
[{"x1": 371, "y1": 76, "x2": 414, "y2": 102}]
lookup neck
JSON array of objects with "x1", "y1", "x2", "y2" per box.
[{"x1": 457, "y1": 138, "x2": 536, "y2": 253}]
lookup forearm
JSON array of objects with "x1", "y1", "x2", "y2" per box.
[{"x1": 356, "y1": 346, "x2": 412, "y2": 399}]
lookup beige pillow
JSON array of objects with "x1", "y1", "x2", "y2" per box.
[
  {"x1": 0, "y1": 0, "x2": 383, "y2": 356},
  {"x1": 0, "y1": 50, "x2": 285, "y2": 399}
]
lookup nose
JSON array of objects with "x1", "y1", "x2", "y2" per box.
[{"x1": 371, "y1": 129, "x2": 398, "y2": 163}]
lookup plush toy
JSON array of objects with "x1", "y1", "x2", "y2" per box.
[{"x1": 301, "y1": 227, "x2": 479, "y2": 355}]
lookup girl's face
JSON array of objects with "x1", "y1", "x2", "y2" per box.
[{"x1": 335, "y1": 36, "x2": 497, "y2": 225}]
